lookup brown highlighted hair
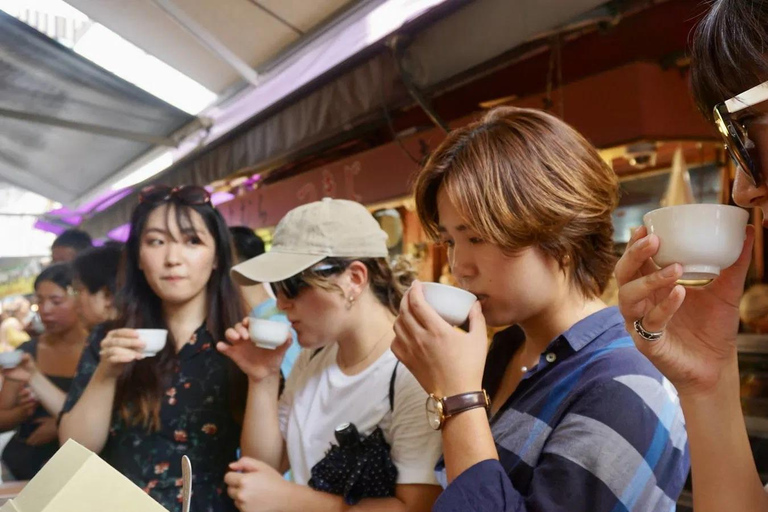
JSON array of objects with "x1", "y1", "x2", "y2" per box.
[
  {"x1": 414, "y1": 106, "x2": 619, "y2": 298},
  {"x1": 690, "y1": 0, "x2": 768, "y2": 122}
]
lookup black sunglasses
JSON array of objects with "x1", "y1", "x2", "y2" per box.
[
  {"x1": 270, "y1": 262, "x2": 348, "y2": 300},
  {"x1": 138, "y1": 185, "x2": 211, "y2": 205}
]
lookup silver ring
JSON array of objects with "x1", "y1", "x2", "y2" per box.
[{"x1": 633, "y1": 318, "x2": 664, "y2": 342}]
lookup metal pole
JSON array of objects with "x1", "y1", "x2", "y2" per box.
[
  {"x1": 388, "y1": 35, "x2": 450, "y2": 134},
  {"x1": 151, "y1": 0, "x2": 261, "y2": 86},
  {"x1": 0, "y1": 107, "x2": 177, "y2": 147}
]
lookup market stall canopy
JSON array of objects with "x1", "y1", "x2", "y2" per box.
[
  {"x1": 66, "y1": 0, "x2": 358, "y2": 94},
  {"x1": 80, "y1": 0, "x2": 609, "y2": 239},
  {"x1": 0, "y1": 9, "x2": 193, "y2": 205},
  {"x1": 0, "y1": 0, "x2": 361, "y2": 207}
]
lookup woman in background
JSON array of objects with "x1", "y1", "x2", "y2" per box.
[{"x1": 0, "y1": 263, "x2": 87, "y2": 479}]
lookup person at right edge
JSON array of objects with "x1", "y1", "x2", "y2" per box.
[
  {"x1": 615, "y1": 1, "x2": 768, "y2": 511},
  {"x1": 391, "y1": 106, "x2": 690, "y2": 512}
]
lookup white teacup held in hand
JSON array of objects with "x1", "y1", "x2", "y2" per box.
[
  {"x1": 134, "y1": 329, "x2": 168, "y2": 357},
  {"x1": 0, "y1": 350, "x2": 23, "y2": 369},
  {"x1": 643, "y1": 204, "x2": 749, "y2": 281},
  {"x1": 421, "y1": 282, "x2": 478, "y2": 326},
  {"x1": 249, "y1": 319, "x2": 291, "y2": 350}
]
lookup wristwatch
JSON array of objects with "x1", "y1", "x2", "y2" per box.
[{"x1": 426, "y1": 390, "x2": 490, "y2": 430}]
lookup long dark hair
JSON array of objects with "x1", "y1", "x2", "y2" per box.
[
  {"x1": 113, "y1": 197, "x2": 245, "y2": 431},
  {"x1": 690, "y1": 0, "x2": 768, "y2": 121}
]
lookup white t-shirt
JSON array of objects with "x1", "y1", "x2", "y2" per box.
[{"x1": 279, "y1": 344, "x2": 442, "y2": 487}]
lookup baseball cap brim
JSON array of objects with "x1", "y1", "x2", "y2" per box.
[{"x1": 231, "y1": 251, "x2": 326, "y2": 285}]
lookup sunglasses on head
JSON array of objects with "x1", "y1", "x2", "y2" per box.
[
  {"x1": 138, "y1": 185, "x2": 211, "y2": 206},
  {"x1": 269, "y1": 261, "x2": 349, "y2": 300},
  {"x1": 714, "y1": 79, "x2": 768, "y2": 187}
]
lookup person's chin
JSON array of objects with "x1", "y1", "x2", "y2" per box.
[
  {"x1": 296, "y1": 333, "x2": 327, "y2": 351},
  {"x1": 297, "y1": 334, "x2": 328, "y2": 352},
  {"x1": 484, "y1": 317, "x2": 508, "y2": 329},
  {"x1": 482, "y1": 308, "x2": 516, "y2": 329},
  {"x1": 158, "y1": 291, "x2": 196, "y2": 305}
]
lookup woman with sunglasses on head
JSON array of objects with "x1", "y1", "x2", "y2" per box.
[
  {"x1": 219, "y1": 198, "x2": 443, "y2": 512},
  {"x1": 58, "y1": 185, "x2": 247, "y2": 512},
  {"x1": 0, "y1": 264, "x2": 87, "y2": 480},
  {"x1": 615, "y1": 2, "x2": 768, "y2": 512},
  {"x1": 391, "y1": 106, "x2": 690, "y2": 512}
]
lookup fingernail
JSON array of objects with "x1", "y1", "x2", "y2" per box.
[
  {"x1": 636, "y1": 237, "x2": 650, "y2": 249},
  {"x1": 662, "y1": 264, "x2": 679, "y2": 278}
]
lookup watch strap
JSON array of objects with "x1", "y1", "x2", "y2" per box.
[{"x1": 442, "y1": 390, "x2": 490, "y2": 418}]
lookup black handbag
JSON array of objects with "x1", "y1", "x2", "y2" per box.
[{"x1": 308, "y1": 360, "x2": 400, "y2": 505}]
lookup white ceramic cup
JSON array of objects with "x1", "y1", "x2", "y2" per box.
[
  {"x1": 643, "y1": 204, "x2": 749, "y2": 281},
  {"x1": 0, "y1": 351, "x2": 23, "y2": 369},
  {"x1": 421, "y1": 282, "x2": 478, "y2": 326},
  {"x1": 135, "y1": 329, "x2": 168, "y2": 357},
  {"x1": 249, "y1": 319, "x2": 291, "y2": 350}
]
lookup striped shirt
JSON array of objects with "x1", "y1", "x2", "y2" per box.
[{"x1": 434, "y1": 307, "x2": 690, "y2": 512}]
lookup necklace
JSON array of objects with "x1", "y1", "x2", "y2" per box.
[
  {"x1": 337, "y1": 330, "x2": 391, "y2": 370},
  {"x1": 518, "y1": 353, "x2": 540, "y2": 374}
]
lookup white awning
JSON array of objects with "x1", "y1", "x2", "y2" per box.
[{"x1": 67, "y1": 0, "x2": 358, "y2": 94}]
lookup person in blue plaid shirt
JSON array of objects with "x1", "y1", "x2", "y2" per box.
[{"x1": 393, "y1": 106, "x2": 690, "y2": 512}]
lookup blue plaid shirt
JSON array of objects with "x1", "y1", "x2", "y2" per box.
[{"x1": 435, "y1": 307, "x2": 690, "y2": 512}]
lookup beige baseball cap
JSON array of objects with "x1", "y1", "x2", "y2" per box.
[{"x1": 231, "y1": 198, "x2": 389, "y2": 284}]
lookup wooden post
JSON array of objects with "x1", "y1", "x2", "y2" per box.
[{"x1": 400, "y1": 206, "x2": 438, "y2": 282}]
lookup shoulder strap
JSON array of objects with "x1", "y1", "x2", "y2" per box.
[
  {"x1": 18, "y1": 338, "x2": 38, "y2": 358},
  {"x1": 388, "y1": 361, "x2": 399, "y2": 412}
]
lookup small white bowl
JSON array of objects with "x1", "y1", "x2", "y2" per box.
[
  {"x1": 135, "y1": 329, "x2": 168, "y2": 357},
  {"x1": 421, "y1": 282, "x2": 477, "y2": 326},
  {"x1": 643, "y1": 204, "x2": 749, "y2": 281},
  {"x1": 249, "y1": 319, "x2": 291, "y2": 350},
  {"x1": 0, "y1": 351, "x2": 23, "y2": 369}
]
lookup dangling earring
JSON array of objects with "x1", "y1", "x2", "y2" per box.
[{"x1": 346, "y1": 295, "x2": 356, "y2": 310}]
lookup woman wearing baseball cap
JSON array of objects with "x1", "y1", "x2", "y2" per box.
[{"x1": 220, "y1": 198, "x2": 443, "y2": 512}]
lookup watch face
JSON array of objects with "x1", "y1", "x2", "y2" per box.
[{"x1": 426, "y1": 395, "x2": 443, "y2": 430}]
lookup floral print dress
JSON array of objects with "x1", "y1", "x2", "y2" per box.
[{"x1": 61, "y1": 324, "x2": 244, "y2": 512}]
